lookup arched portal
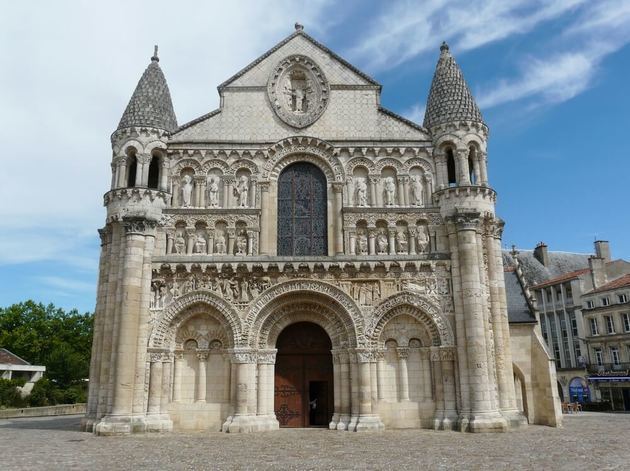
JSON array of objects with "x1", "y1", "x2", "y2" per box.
[
  {"x1": 274, "y1": 322, "x2": 333, "y2": 428},
  {"x1": 277, "y1": 161, "x2": 328, "y2": 256}
]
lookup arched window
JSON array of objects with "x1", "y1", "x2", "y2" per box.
[
  {"x1": 277, "y1": 162, "x2": 328, "y2": 256},
  {"x1": 468, "y1": 155, "x2": 476, "y2": 184},
  {"x1": 148, "y1": 156, "x2": 160, "y2": 189},
  {"x1": 446, "y1": 149, "x2": 456, "y2": 186},
  {"x1": 127, "y1": 155, "x2": 138, "y2": 188}
]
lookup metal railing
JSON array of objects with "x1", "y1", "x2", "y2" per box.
[{"x1": 586, "y1": 362, "x2": 630, "y2": 375}]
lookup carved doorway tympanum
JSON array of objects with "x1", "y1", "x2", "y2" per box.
[{"x1": 274, "y1": 322, "x2": 333, "y2": 427}]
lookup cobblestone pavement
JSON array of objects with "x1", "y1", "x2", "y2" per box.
[{"x1": 1, "y1": 413, "x2": 628, "y2": 470}]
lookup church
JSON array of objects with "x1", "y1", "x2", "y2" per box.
[{"x1": 83, "y1": 25, "x2": 561, "y2": 435}]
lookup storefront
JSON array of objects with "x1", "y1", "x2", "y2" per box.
[
  {"x1": 568, "y1": 377, "x2": 590, "y2": 403},
  {"x1": 588, "y1": 370, "x2": 630, "y2": 411}
]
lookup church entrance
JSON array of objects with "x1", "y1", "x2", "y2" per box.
[{"x1": 274, "y1": 322, "x2": 333, "y2": 427}]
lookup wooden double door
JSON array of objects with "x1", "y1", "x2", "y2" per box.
[{"x1": 274, "y1": 322, "x2": 333, "y2": 428}]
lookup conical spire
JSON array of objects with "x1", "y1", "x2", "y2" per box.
[
  {"x1": 117, "y1": 46, "x2": 178, "y2": 132},
  {"x1": 423, "y1": 42, "x2": 484, "y2": 129}
]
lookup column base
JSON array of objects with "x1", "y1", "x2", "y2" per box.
[
  {"x1": 502, "y1": 409, "x2": 528, "y2": 429},
  {"x1": 329, "y1": 413, "x2": 340, "y2": 430},
  {"x1": 145, "y1": 414, "x2": 173, "y2": 432},
  {"x1": 224, "y1": 414, "x2": 278, "y2": 433},
  {"x1": 355, "y1": 414, "x2": 384, "y2": 432},
  {"x1": 336, "y1": 414, "x2": 350, "y2": 431},
  {"x1": 347, "y1": 414, "x2": 359, "y2": 432},
  {"x1": 467, "y1": 411, "x2": 508, "y2": 433},
  {"x1": 93, "y1": 415, "x2": 148, "y2": 436},
  {"x1": 80, "y1": 416, "x2": 98, "y2": 433},
  {"x1": 433, "y1": 411, "x2": 457, "y2": 431}
]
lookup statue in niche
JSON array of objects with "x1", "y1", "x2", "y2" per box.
[
  {"x1": 215, "y1": 232, "x2": 227, "y2": 254},
  {"x1": 234, "y1": 175, "x2": 249, "y2": 208},
  {"x1": 358, "y1": 282, "x2": 380, "y2": 306},
  {"x1": 357, "y1": 230, "x2": 368, "y2": 255},
  {"x1": 383, "y1": 177, "x2": 396, "y2": 206},
  {"x1": 181, "y1": 175, "x2": 193, "y2": 208},
  {"x1": 208, "y1": 176, "x2": 220, "y2": 208},
  {"x1": 235, "y1": 231, "x2": 248, "y2": 255},
  {"x1": 396, "y1": 231, "x2": 408, "y2": 254},
  {"x1": 239, "y1": 279, "x2": 249, "y2": 302},
  {"x1": 410, "y1": 175, "x2": 424, "y2": 206},
  {"x1": 194, "y1": 234, "x2": 207, "y2": 254},
  {"x1": 416, "y1": 225, "x2": 430, "y2": 253},
  {"x1": 354, "y1": 177, "x2": 368, "y2": 207},
  {"x1": 376, "y1": 230, "x2": 388, "y2": 254},
  {"x1": 174, "y1": 232, "x2": 186, "y2": 254},
  {"x1": 283, "y1": 70, "x2": 312, "y2": 113}
]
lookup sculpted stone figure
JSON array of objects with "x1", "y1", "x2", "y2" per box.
[
  {"x1": 376, "y1": 230, "x2": 388, "y2": 254},
  {"x1": 357, "y1": 230, "x2": 368, "y2": 255},
  {"x1": 397, "y1": 231, "x2": 408, "y2": 254},
  {"x1": 384, "y1": 177, "x2": 396, "y2": 206},
  {"x1": 194, "y1": 234, "x2": 207, "y2": 254},
  {"x1": 215, "y1": 232, "x2": 227, "y2": 255},
  {"x1": 208, "y1": 176, "x2": 220, "y2": 208},
  {"x1": 234, "y1": 175, "x2": 249, "y2": 208},
  {"x1": 174, "y1": 232, "x2": 186, "y2": 254},
  {"x1": 236, "y1": 231, "x2": 248, "y2": 256},
  {"x1": 354, "y1": 177, "x2": 368, "y2": 207},
  {"x1": 416, "y1": 225, "x2": 430, "y2": 253},
  {"x1": 411, "y1": 175, "x2": 424, "y2": 206},
  {"x1": 181, "y1": 174, "x2": 193, "y2": 208}
]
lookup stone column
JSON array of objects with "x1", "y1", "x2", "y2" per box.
[
  {"x1": 397, "y1": 347, "x2": 410, "y2": 401},
  {"x1": 349, "y1": 231, "x2": 357, "y2": 256},
  {"x1": 185, "y1": 229, "x2": 195, "y2": 255},
  {"x1": 250, "y1": 178, "x2": 258, "y2": 208},
  {"x1": 420, "y1": 349, "x2": 432, "y2": 400},
  {"x1": 196, "y1": 351, "x2": 208, "y2": 403},
  {"x1": 456, "y1": 148, "x2": 471, "y2": 185},
  {"x1": 431, "y1": 347, "x2": 445, "y2": 429},
  {"x1": 172, "y1": 352, "x2": 184, "y2": 402},
  {"x1": 370, "y1": 357, "x2": 378, "y2": 406},
  {"x1": 345, "y1": 176, "x2": 354, "y2": 206},
  {"x1": 195, "y1": 176, "x2": 206, "y2": 207},
  {"x1": 452, "y1": 212, "x2": 506, "y2": 432},
  {"x1": 95, "y1": 217, "x2": 156, "y2": 436},
  {"x1": 256, "y1": 350, "x2": 278, "y2": 431},
  {"x1": 332, "y1": 182, "x2": 344, "y2": 255},
  {"x1": 330, "y1": 351, "x2": 341, "y2": 429},
  {"x1": 376, "y1": 349, "x2": 386, "y2": 400},
  {"x1": 111, "y1": 162, "x2": 118, "y2": 189},
  {"x1": 224, "y1": 177, "x2": 234, "y2": 209},
  {"x1": 369, "y1": 176, "x2": 378, "y2": 207},
  {"x1": 440, "y1": 348, "x2": 458, "y2": 430},
  {"x1": 396, "y1": 177, "x2": 405, "y2": 206},
  {"x1": 247, "y1": 230, "x2": 254, "y2": 256},
  {"x1": 259, "y1": 182, "x2": 272, "y2": 255},
  {"x1": 227, "y1": 229, "x2": 236, "y2": 256},
  {"x1": 171, "y1": 177, "x2": 180, "y2": 207},
  {"x1": 159, "y1": 160, "x2": 169, "y2": 192},
  {"x1": 424, "y1": 173, "x2": 433, "y2": 204},
  {"x1": 165, "y1": 231, "x2": 174, "y2": 255},
  {"x1": 368, "y1": 229, "x2": 376, "y2": 255},
  {"x1": 479, "y1": 152, "x2": 489, "y2": 186},
  {"x1": 136, "y1": 154, "x2": 150, "y2": 187},
  {"x1": 147, "y1": 353, "x2": 164, "y2": 414},
  {"x1": 348, "y1": 352, "x2": 359, "y2": 431},
  {"x1": 161, "y1": 354, "x2": 173, "y2": 413},
  {"x1": 356, "y1": 350, "x2": 384, "y2": 431},
  {"x1": 336, "y1": 351, "x2": 351, "y2": 431},
  {"x1": 225, "y1": 349, "x2": 260, "y2": 433},
  {"x1": 402, "y1": 176, "x2": 410, "y2": 206},
  {"x1": 408, "y1": 227, "x2": 417, "y2": 255},
  {"x1": 388, "y1": 229, "x2": 396, "y2": 255}
]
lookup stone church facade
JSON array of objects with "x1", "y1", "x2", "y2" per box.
[{"x1": 84, "y1": 26, "x2": 559, "y2": 435}]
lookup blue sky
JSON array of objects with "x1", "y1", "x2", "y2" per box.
[{"x1": 1, "y1": 0, "x2": 629, "y2": 313}]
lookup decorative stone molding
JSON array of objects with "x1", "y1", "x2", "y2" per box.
[
  {"x1": 229, "y1": 349, "x2": 258, "y2": 364},
  {"x1": 257, "y1": 349, "x2": 277, "y2": 364},
  {"x1": 267, "y1": 54, "x2": 329, "y2": 128},
  {"x1": 123, "y1": 216, "x2": 157, "y2": 235}
]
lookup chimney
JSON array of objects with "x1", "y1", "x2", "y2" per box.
[
  {"x1": 589, "y1": 256, "x2": 607, "y2": 289},
  {"x1": 533, "y1": 242, "x2": 549, "y2": 267},
  {"x1": 594, "y1": 240, "x2": 611, "y2": 262}
]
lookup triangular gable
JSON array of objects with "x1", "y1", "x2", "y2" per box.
[{"x1": 219, "y1": 30, "x2": 380, "y2": 90}]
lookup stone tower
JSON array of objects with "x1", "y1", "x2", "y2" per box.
[
  {"x1": 84, "y1": 29, "x2": 545, "y2": 437},
  {"x1": 426, "y1": 42, "x2": 523, "y2": 431},
  {"x1": 84, "y1": 47, "x2": 177, "y2": 435}
]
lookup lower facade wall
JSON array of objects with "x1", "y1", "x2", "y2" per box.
[{"x1": 169, "y1": 402, "x2": 229, "y2": 432}]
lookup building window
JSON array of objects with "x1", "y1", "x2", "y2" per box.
[
  {"x1": 565, "y1": 284, "x2": 573, "y2": 300},
  {"x1": 569, "y1": 311, "x2": 579, "y2": 337},
  {"x1": 594, "y1": 348, "x2": 603, "y2": 366},
  {"x1": 555, "y1": 287, "x2": 562, "y2": 302},
  {"x1": 147, "y1": 156, "x2": 160, "y2": 189},
  {"x1": 601, "y1": 297, "x2": 610, "y2": 306},
  {"x1": 619, "y1": 294, "x2": 628, "y2": 303},
  {"x1": 127, "y1": 155, "x2": 138, "y2": 188},
  {"x1": 622, "y1": 313, "x2": 630, "y2": 333},
  {"x1": 590, "y1": 318, "x2": 599, "y2": 336},
  {"x1": 446, "y1": 148, "x2": 456, "y2": 186},
  {"x1": 605, "y1": 315, "x2": 615, "y2": 334},
  {"x1": 610, "y1": 347, "x2": 620, "y2": 365},
  {"x1": 586, "y1": 300, "x2": 594, "y2": 309},
  {"x1": 546, "y1": 288, "x2": 552, "y2": 302}
]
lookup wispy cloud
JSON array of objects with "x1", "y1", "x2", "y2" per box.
[
  {"x1": 349, "y1": 0, "x2": 586, "y2": 71},
  {"x1": 38, "y1": 276, "x2": 95, "y2": 293},
  {"x1": 403, "y1": 104, "x2": 426, "y2": 125}
]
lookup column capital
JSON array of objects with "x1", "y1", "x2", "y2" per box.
[
  {"x1": 396, "y1": 347, "x2": 410, "y2": 360},
  {"x1": 136, "y1": 153, "x2": 152, "y2": 164},
  {"x1": 122, "y1": 216, "x2": 158, "y2": 235},
  {"x1": 447, "y1": 210, "x2": 481, "y2": 232},
  {"x1": 196, "y1": 350, "x2": 210, "y2": 361},
  {"x1": 332, "y1": 181, "x2": 344, "y2": 193},
  {"x1": 353, "y1": 348, "x2": 374, "y2": 363},
  {"x1": 98, "y1": 226, "x2": 112, "y2": 246},
  {"x1": 229, "y1": 348, "x2": 258, "y2": 364},
  {"x1": 257, "y1": 349, "x2": 277, "y2": 364},
  {"x1": 439, "y1": 347, "x2": 456, "y2": 361}
]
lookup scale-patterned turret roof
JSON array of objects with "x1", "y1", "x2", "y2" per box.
[
  {"x1": 117, "y1": 47, "x2": 178, "y2": 132},
  {"x1": 423, "y1": 42, "x2": 484, "y2": 129}
]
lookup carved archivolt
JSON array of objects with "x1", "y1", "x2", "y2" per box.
[
  {"x1": 149, "y1": 291, "x2": 242, "y2": 348},
  {"x1": 403, "y1": 157, "x2": 434, "y2": 174},
  {"x1": 264, "y1": 137, "x2": 344, "y2": 182},
  {"x1": 375, "y1": 158, "x2": 404, "y2": 173},
  {"x1": 172, "y1": 158, "x2": 202, "y2": 175},
  {"x1": 368, "y1": 291, "x2": 454, "y2": 347},
  {"x1": 245, "y1": 279, "x2": 363, "y2": 347},
  {"x1": 228, "y1": 159, "x2": 259, "y2": 176},
  {"x1": 345, "y1": 157, "x2": 375, "y2": 174},
  {"x1": 201, "y1": 159, "x2": 230, "y2": 174}
]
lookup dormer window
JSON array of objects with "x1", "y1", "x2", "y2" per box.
[
  {"x1": 586, "y1": 300, "x2": 594, "y2": 309},
  {"x1": 619, "y1": 294, "x2": 628, "y2": 303},
  {"x1": 601, "y1": 297, "x2": 610, "y2": 307}
]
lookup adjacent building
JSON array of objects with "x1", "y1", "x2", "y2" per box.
[{"x1": 0, "y1": 348, "x2": 46, "y2": 396}]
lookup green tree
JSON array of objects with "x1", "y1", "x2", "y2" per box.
[{"x1": 0, "y1": 301, "x2": 93, "y2": 391}]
